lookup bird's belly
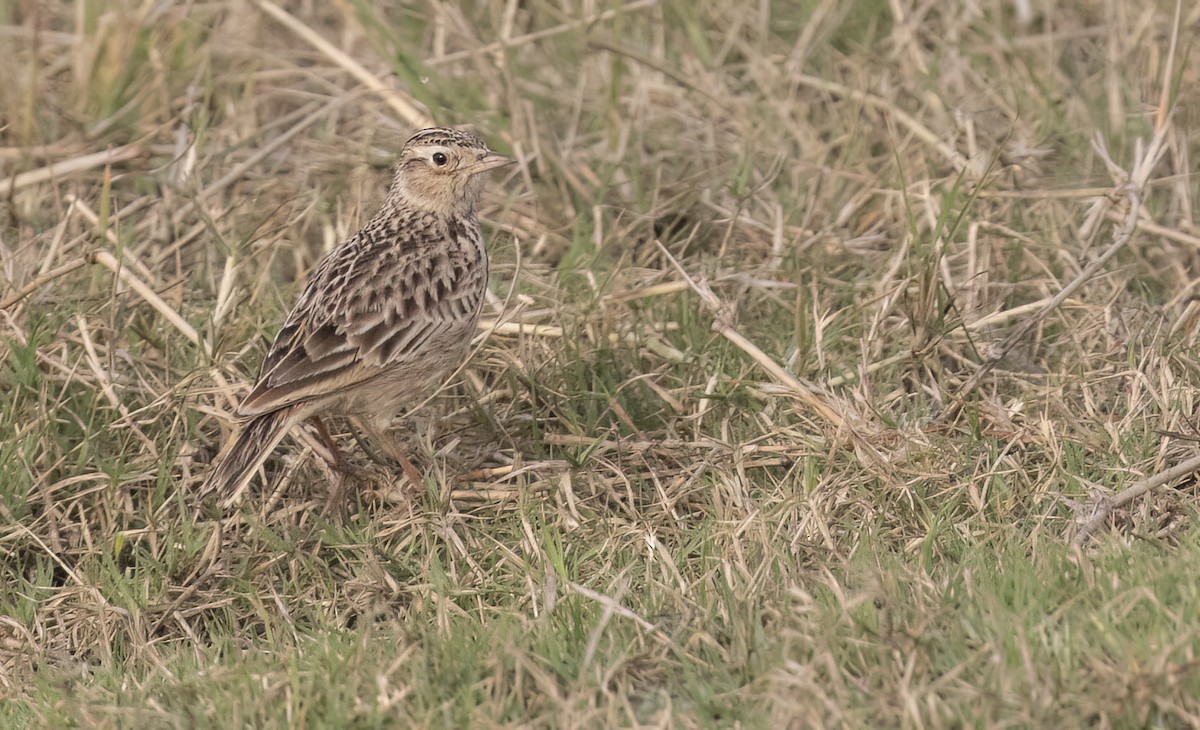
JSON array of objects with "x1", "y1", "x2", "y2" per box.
[{"x1": 328, "y1": 338, "x2": 472, "y2": 424}]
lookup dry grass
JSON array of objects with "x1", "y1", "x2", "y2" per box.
[{"x1": 3, "y1": 0, "x2": 1200, "y2": 726}]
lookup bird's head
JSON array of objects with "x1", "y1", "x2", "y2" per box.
[{"x1": 388, "y1": 127, "x2": 511, "y2": 215}]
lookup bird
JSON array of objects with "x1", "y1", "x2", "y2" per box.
[{"x1": 205, "y1": 127, "x2": 511, "y2": 505}]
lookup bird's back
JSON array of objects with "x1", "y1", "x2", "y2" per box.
[{"x1": 238, "y1": 204, "x2": 488, "y2": 424}]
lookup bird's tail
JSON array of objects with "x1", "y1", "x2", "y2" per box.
[{"x1": 204, "y1": 406, "x2": 302, "y2": 507}]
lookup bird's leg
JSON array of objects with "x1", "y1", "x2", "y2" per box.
[
  {"x1": 306, "y1": 416, "x2": 349, "y2": 469},
  {"x1": 354, "y1": 416, "x2": 425, "y2": 489},
  {"x1": 347, "y1": 425, "x2": 388, "y2": 467},
  {"x1": 306, "y1": 415, "x2": 355, "y2": 517}
]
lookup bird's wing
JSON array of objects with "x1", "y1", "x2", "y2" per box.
[{"x1": 236, "y1": 232, "x2": 485, "y2": 418}]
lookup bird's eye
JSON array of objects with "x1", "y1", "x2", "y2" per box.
[{"x1": 432, "y1": 152, "x2": 448, "y2": 166}]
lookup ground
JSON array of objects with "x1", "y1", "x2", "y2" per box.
[{"x1": 2, "y1": 0, "x2": 1200, "y2": 727}]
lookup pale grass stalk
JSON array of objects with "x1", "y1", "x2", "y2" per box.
[
  {"x1": 0, "y1": 143, "x2": 142, "y2": 197},
  {"x1": 568, "y1": 580, "x2": 663, "y2": 638},
  {"x1": 70, "y1": 195, "x2": 240, "y2": 408},
  {"x1": 36, "y1": 201, "x2": 75, "y2": 277},
  {"x1": 477, "y1": 321, "x2": 564, "y2": 337},
  {"x1": 543, "y1": 431, "x2": 810, "y2": 457},
  {"x1": 945, "y1": 179, "x2": 1144, "y2": 415},
  {"x1": 793, "y1": 73, "x2": 970, "y2": 173},
  {"x1": 449, "y1": 487, "x2": 530, "y2": 502},
  {"x1": 589, "y1": 39, "x2": 731, "y2": 107},
  {"x1": 74, "y1": 314, "x2": 158, "y2": 456},
  {"x1": 824, "y1": 295, "x2": 1090, "y2": 388},
  {"x1": 965, "y1": 297, "x2": 1085, "y2": 332},
  {"x1": 641, "y1": 375, "x2": 685, "y2": 412},
  {"x1": 694, "y1": 373, "x2": 719, "y2": 439},
  {"x1": 67, "y1": 196, "x2": 205, "y2": 351},
  {"x1": 979, "y1": 187, "x2": 1120, "y2": 199},
  {"x1": 611, "y1": 280, "x2": 691, "y2": 302},
  {"x1": 211, "y1": 254, "x2": 239, "y2": 330},
  {"x1": 948, "y1": 0, "x2": 1179, "y2": 415},
  {"x1": 427, "y1": 0, "x2": 660, "y2": 66},
  {"x1": 462, "y1": 464, "x2": 516, "y2": 479},
  {"x1": 579, "y1": 576, "x2": 624, "y2": 672},
  {"x1": 1063, "y1": 0, "x2": 1185, "y2": 548},
  {"x1": 12, "y1": 522, "x2": 105, "y2": 604},
  {"x1": 0, "y1": 254, "x2": 90, "y2": 310},
  {"x1": 654, "y1": 240, "x2": 846, "y2": 430},
  {"x1": 199, "y1": 95, "x2": 356, "y2": 202},
  {"x1": 1072, "y1": 452, "x2": 1200, "y2": 551},
  {"x1": 1108, "y1": 208, "x2": 1200, "y2": 250},
  {"x1": 92, "y1": 248, "x2": 204, "y2": 351},
  {"x1": 251, "y1": 0, "x2": 431, "y2": 128}
]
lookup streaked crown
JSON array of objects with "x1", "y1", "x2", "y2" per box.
[{"x1": 403, "y1": 127, "x2": 489, "y2": 151}]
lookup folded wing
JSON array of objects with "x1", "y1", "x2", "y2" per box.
[{"x1": 237, "y1": 237, "x2": 484, "y2": 418}]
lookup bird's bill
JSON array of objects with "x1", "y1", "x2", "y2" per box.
[{"x1": 469, "y1": 152, "x2": 513, "y2": 173}]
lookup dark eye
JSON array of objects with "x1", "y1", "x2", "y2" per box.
[{"x1": 432, "y1": 152, "x2": 448, "y2": 166}]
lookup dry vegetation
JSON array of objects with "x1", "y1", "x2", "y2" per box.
[{"x1": 3, "y1": 0, "x2": 1200, "y2": 726}]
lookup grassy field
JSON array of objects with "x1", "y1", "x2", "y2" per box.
[{"x1": 3, "y1": 0, "x2": 1200, "y2": 726}]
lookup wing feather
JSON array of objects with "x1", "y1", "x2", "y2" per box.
[{"x1": 237, "y1": 230, "x2": 484, "y2": 418}]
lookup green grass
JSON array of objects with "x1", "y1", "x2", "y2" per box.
[{"x1": 2, "y1": 0, "x2": 1199, "y2": 726}]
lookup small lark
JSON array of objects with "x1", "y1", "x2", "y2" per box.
[{"x1": 206, "y1": 127, "x2": 511, "y2": 501}]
